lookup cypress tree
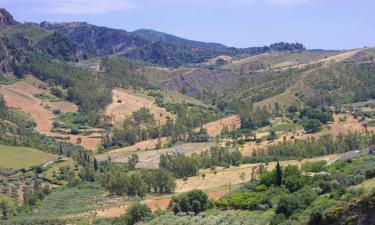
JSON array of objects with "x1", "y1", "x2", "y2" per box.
[
  {"x1": 94, "y1": 158, "x2": 98, "y2": 171},
  {"x1": 276, "y1": 161, "x2": 282, "y2": 186}
]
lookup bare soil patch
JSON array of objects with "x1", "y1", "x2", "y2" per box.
[
  {"x1": 196, "y1": 115, "x2": 241, "y2": 137},
  {"x1": 242, "y1": 113, "x2": 370, "y2": 156},
  {"x1": 106, "y1": 88, "x2": 174, "y2": 125},
  {"x1": 175, "y1": 154, "x2": 337, "y2": 193},
  {"x1": 0, "y1": 79, "x2": 100, "y2": 151}
]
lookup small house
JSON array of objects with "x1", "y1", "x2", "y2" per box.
[{"x1": 369, "y1": 145, "x2": 375, "y2": 154}]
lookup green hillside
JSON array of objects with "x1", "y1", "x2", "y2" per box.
[{"x1": 0, "y1": 145, "x2": 57, "y2": 169}]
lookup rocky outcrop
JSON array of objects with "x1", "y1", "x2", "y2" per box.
[{"x1": 0, "y1": 8, "x2": 17, "y2": 29}]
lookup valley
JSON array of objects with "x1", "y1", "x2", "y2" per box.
[{"x1": 0, "y1": 7, "x2": 375, "y2": 225}]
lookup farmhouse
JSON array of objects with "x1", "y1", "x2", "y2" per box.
[{"x1": 369, "y1": 145, "x2": 375, "y2": 154}]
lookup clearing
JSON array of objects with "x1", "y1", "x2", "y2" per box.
[
  {"x1": 195, "y1": 115, "x2": 241, "y2": 137},
  {"x1": 105, "y1": 88, "x2": 174, "y2": 125},
  {"x1": 96, "y1": 142, "x2": 214, "y2": 168},
  {"x1": 242, "y1": 113, "x2": 373, "y2": 156},
  {"x1": 95, "y1": 154, "x2": 337, "y2": 218},
  {"x1": 175, "y1": 154, "x2": 336, "y2": 193},
  {"x1": 0, "y1": 144, "x2": 57, "y2": 169},
  {"x1": 0, "y1": 76, "x2": 102, "y2": 151}
]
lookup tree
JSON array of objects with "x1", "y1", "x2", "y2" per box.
[
  {"x1": 283, "y1": 165, "x2": 304, "y2": 192},
  {"x1": 275, "y1": 161, "x2": 282, "y2": 186},
  {"x1": 94, "y1": 158, "x2": 98, "y2": 171},
  {"x1": 170, "y1": 189, "x2": 209, "y2": 215},
  {"x1": 127, "y1": 154, "x2": 139, "y2": 170},
  {"x1": 303, "y1": 119, "x2": 322, "y2": 133},
  {"x1": 276, "y1": 194, "x2": 300, "y2": 217},
  {"x1": 114, "y1": 203, "x2": 152, "y2": 225},
  {"x1": 0, "y1": 95, "x2": 7, "y2": 118},
  {"x1": 267, "y1": 131, "x2": 277, "y2": 141}
]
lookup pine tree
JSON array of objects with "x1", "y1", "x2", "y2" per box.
[{"x1": 276, "y1": 161, "x2": 282, "y2": 186}]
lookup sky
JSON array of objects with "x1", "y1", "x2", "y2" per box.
[{"x1": 1, "y1": 0, "x2": 374, "y2": 50}]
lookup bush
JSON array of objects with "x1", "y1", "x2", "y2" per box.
[
  {"x1": 71, "y1": 128, "x2": 79, "y2": 135},
  {"x1": 52, "y1": 109, "x2": 61, "y2": 115},
  {"x1": 170, "y1": 189, "x2": 209, "y2": 215},
  {"x1": 51, "y1": 87, "x2": 63, "y2": 98},
  {"x1": 303, "y1": 119, "x2": 322, "y2": 133},
  {"x1": 302, "y1": 161, "x2": 327, "y2": 173},
  {"x1": 113, "y1": 203, "x2": 153, "y2": 225}
]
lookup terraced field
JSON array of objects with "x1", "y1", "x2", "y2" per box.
[
  {"x1": 0, "y1": 76, "x2": 102, "y2": 151},
  {"x1": 96, "y1": 142, "x2": 214, "y2": 168}
]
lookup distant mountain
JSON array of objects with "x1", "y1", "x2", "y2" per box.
[
  {"x1": 39, "y1": 21, "x2": 148, "y2": 57},
  {"x1": 0, "y1": 8, "x2": 307, "y2": 69},
  {"x1": 133, "y1": 29, "x2": 228, "y2": 50},
  {"x1": 39, "y1": 21, "x2": 305, "y2": 67}
]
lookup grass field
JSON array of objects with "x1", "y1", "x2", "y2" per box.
[
  {"x1": 0, "y1": 74, "x2": 18, "y2": 85},
  {"x1": 42, "y1": 159, "x2": 75, "y2": 184},
  {"x1": 355, "y1": 177, "x2": 375, "y2": 191},
  {"x1": 269, "y1": 123, "x2": 302, "y2": 132},
  {"x1": 0, "y1": 145, "x2": 57, "y2": 169},
  {"x1": 366, "y1": 121, "x2": 375, "y2": 127},
  {"x1": 0, "y1": 193, "x2": 15, "y2": 207}
]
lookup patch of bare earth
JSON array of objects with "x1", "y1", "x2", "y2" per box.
[
  {"x1": 195, "y1": 115, "x2": 241, "y2": 137},
  {"x1": 176, "y1": 154, "x2": 337, "y2": 193},
  {"x1": 242, "y1": 113, "x2": 370, "y2": 156},
  {"x1": 96, "y1": 205, "x2": 129, "y2": 218},
  {"x1": 105, "y1": 88, "x2": 174, "y2": 125},
  {"x1": 142, "y1": 198, "x2": 171, "y2": 212},
  {"x1": 0, "y1": 79, "x2": 101, "y2": 151}
]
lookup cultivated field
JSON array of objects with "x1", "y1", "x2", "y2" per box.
[
  {"x1": 96, "y1": 142, "x2": 214, "y2": 168},
  {"x1": 109, "y1": 137, "x2": 170, "y2": 154},
  {"x1": 195, "y1": 115, "x2": 241, "y2": 137},
  {"x1": 0, "y1": 145, "x2": 57, "y2": 169},
  {"x1": 105, "y1": 88, "x2": 174, "y2": 124},
  {"x1": 94, "y1": 154, "x2": 338, "y2": 218},
  {"x1": 242, "y1": 113, "x2": 373, "y2": 156},
  {"x1": 175, "y1": 154, "x2": 337, "y2": 193},
  {"x1": 0, "y1": 77, "x2": 102, "y2": 151}
]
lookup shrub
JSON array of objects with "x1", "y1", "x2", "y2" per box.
[
  {"x1": 113, "y1": 203, "x2": 153, "y2": 225},
  {"x1": 302, "y1": 160, "x2": 327, "y2": 173},
  {"x1": 71, "y1": 128, "x2": 79, "y2": 135},
  {"x1": 52, "y1": 109, "x2": 61, "y2": 115},
  {"x1": 170, "y1": 189, "x2": 209, "y2": 215}
]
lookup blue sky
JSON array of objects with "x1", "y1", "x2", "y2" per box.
[{"x1": 1, "y1": 0, "x2": 374, "y2": 49}]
